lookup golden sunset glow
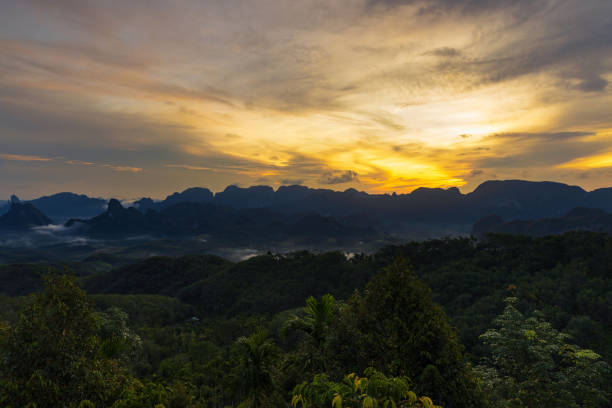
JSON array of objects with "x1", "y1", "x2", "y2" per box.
[{"x1": 1, "y1": 1, "x2": 612, "y2": 199}]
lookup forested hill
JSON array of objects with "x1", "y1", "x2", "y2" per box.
[
  {"x1": 65, "y1": 199, "x2": 378, "y2": 243},
  {"x1": 1, "y1": 231, "x2": 610, "y2": 407},
  {"x1": 472, "y1": 207, "x2": 612, "y2": 236},
  {"x1": 82, "y1": 231, "x2": 612, "y2": 360},
  {"x1": 2, "y1": 232, "x2": 610, "y2": 362}
]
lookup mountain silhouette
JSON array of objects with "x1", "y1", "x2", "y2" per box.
[
  {"x1": 0, "y1": 202, "x2": 53, "y2": 230},
  {"x1": 66, "y1": 199, "x2": 146, "y2": 234},
  {"x1": 472, "y1": 207, "x2": 612, "y2": 237},
  {"x1": 65, "y1": 198, "x2": 376, "y2": 243},
  {"x1": 6, "y1": 179, "x2": 612, "y2": 229},
  {"x1": 134, "y1": 187, "x2": 214, "y2": 212},
  {"x1": 28, "y1": 192, "x2": 106, "y2": 220}
]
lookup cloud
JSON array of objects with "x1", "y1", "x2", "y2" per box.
[
  {"x1": 165, "y1": 164, "x2": 216, "y2": 172},
  {"x1": 472, "y1": 132, "x2": 607, "y2": 169},
  {"x1": 0, "y1": 153, "x2": 52, "y2": 162},
  {"x1": 103, "y1": 166, "x2": 143, "y2": 173},
  {"x1": 574, "y1": 76, "x2": 609, "y2": 92},
  {"x1": 63, "y1": 158, "x2": 143, "y2": 173},
  {"x1": 320, "y1": 170, "x2": 359, "y2": 184},
  {"x1": 65, "y1": 160, "x2": 95, "y2": 166},
  {"x1": 367, "y1": 0, "x2": 548, "y2": 16},
  {"x1": 487, "y1": 132, "x2": 593, "y2": 142},
  {"x1": 2, "y1": 0, "x2": 612, "y2": 197},
  {"x1": 424, "y1": 47, "x2": 462, "y2": 58}
]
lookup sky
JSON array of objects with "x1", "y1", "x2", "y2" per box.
[{"x1": 1, "y1": 0, "x2": 612, "y2": 199}]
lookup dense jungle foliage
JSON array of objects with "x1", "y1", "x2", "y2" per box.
[{"x1": 0, "y1": 231, "x2": 611, "y2": 407}]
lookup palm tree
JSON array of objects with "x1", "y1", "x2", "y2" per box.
[
  {"x1": 284, "y1": 294, "x2": 336, "y2": 371},
  {"x1": 236, "y1": 329, "x2": 276, "y2": 408}
]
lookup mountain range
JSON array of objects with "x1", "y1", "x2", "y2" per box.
[
  {"x1": 2, "y1": 179, "x2": 612, "y2": 239},
  {"x1": 128, "y1": 180, "x2": 612, "y2": 223},
  {"x1": 472, "y1": 207, "x2": 612, "y2": 237},
  {"x1": 65, "y1": 199, "x2": 377, "y2": 245}
]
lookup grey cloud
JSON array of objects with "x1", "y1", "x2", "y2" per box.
[
  {"x1": 575, "y1": 76, "x2": 609, "y2": 92},
  {"x1": 0, "y1": 40, "x2": 235, "y2": 107},
  {"x1": 320, "y1": 170, "x2": 358, "y2": 184},
  {"x1": 489, "y1": 6, "x2": 611, "y2": 90},
  {"x1": 425, "y1": 47, "x2": 462, "y2": 58},
  {"x1": 378, "y1": 2, "x2": 612, "y2": 96},
  {"x1": 0, "y1": 85, "x2": 199, "y2": 155},
  {"x1": 474, "y1": 133, "x2": 608, "y2": 169},
  {"x1": 367, "y1": 0, "x2": 542, "y2": 15},
  {"x1": 487, "y1": 132, "x2": 593, "y2": 142}
]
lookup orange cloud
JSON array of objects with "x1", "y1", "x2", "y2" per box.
[{"x1": 0, "y1": 153, "x2": 52, "y2": 162}]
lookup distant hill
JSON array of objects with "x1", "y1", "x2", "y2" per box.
[
  {"x1": 71, "y1": 232, "x2": 612, "y2": 360},
  {"x1": 134, "y1": 180, "x2": 612, "y2": 223},
  {"x1": 134, "y1": 187, "x2": 213, "y2": 212},
  {"x1": 83, "y1": 254, "x2": 230, "y2": 300},
  {"x1": 6, "y1": 179, "x2": 612, "y2": 228},
  {"x1": 28, "y1": 192, "x2": 106, "y2": 221},
  {"x1": 472, "y1": 207, "x2": 612, "y2": 237},
  {"x1": 82, "y1": 251, "x2": 369, "y2": 316},
  {"x1": 66, "y1": 199, "x2": 378, "y2": 244},
  {"x1": 0, "y1": 202, "x2": 53, "y2": 230},
  {"x1": 66, "y1": 199, "x2": 147, "y2": 234}
]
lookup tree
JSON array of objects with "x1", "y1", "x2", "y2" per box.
[
  {"x1": 236, "y1": 328, "x2": 278, "y2": 408},
  {"x1": 97, "y1": 306, "x2": 143, "y2": 362},
  {"x1": 284, "y1": 294, "x2": 336, "y2": 372},
  {"x1": 326, "y1": 259, "x2": 484, "y2": 408},
  {"x1": 0, "y1": 274, "x2": 135, "y2": 407},
  {"x1": 291, "y1": 368, "x2": 441, "y2": 408},
  {"x1": 475, "y1": 297, "x2": 611, "y2": 408}
]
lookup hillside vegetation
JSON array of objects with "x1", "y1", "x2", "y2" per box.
[{"x1": 0, "y1": 232, "x2": 610, "y2": 407}]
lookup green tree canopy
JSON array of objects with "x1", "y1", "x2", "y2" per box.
[
  {"x1": 326, "y1": 259, "x2": 484, "y2": 408},
  {"x1": 0, "y1": 274, "x2": 135, "y2": 408},
  {"x1": 292, "y1": 368, "x2": 441, "y2": 408},
  {"x1": 476, "y1": 297, "x2": 611, "y2": 408}
]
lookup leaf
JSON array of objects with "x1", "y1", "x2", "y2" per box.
[
  {"x1": 292, "y1": 394, "x2": 304, "y2": 408},
  {"x1": 332, "y1": 393, "x2": 343, "y2": 408},
  {"x1": 362, "y1": 396, "x2": 376, "y2": 408},
  {"x1": 419, "y1": 396, "x2": 434, "y2": 408}
]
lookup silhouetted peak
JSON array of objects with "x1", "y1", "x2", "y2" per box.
[
  {"x1": 135, "y1": 197, "x2": 155, "y2": 206},
  {"x1": 248, "y1": 185, "x2": 274, "y2": 193},
  {"x1": 10, "y1": 194, "x2": 20, "y2": 204},
  {"x1": 471, "y1": 179, "x2": 586, "y2": 197},
  {"x1": 181, "y1": 187, "x2": 213, "y2": 195},
  {"x1": 162, "y1": 187, "x2": 213, "y2": 206},
  {"x1": 221, "y1": 185, "x2": 240, "y2": 193},
  {"x1": 344, "y1": 187, "x2": 362, "y2": 194},
  {"x1": 412, "y1": 187, "x2": 443, "y2": 194},
  {"x1": 410, "y1": 187, "x2": 460, "y2": 199},
  {"x1": 107, "y1": 199, "x2": 124, "y2": 214},
  {"x1": 446, "y1": 187, "x2": 461, "y2": 195},
  {"x1": 277, "y1": 185, "x2": 309, "y2": 192},
  {"x1": 0, "y1": 201, "x2": 53, "y2": 229}
]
